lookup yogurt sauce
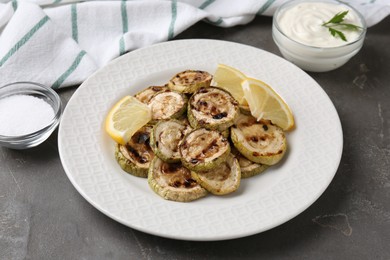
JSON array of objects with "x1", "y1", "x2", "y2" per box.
[{"x1": 277, "y1": 2, "x2": 363, "y2": 48}]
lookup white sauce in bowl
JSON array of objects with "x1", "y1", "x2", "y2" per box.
[
  {"x1": 272, "y1": 0, "x2": 367, "y2": 72},
  {"x1": 277, "y1": 2, "x2": 363, "y2": 47}
]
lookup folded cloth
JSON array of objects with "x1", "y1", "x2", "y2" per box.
[{"x1": 0, "y1": 0, "x2": 389, "y2": 89}]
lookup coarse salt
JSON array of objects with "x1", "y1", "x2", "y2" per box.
[{"x1": 0, "y1": 94, "x2": 55, "y2": 136}]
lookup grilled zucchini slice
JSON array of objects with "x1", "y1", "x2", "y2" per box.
[
  {"x1": 221, "y1": 128, "x2": 230, "y2": 138},
  {"x1": 148, "y1": 90, "x2": 187, "y2": 123},
  {"x1": 134, "y1": 85, "x2": 169, "y2": 104},
  {"x1": 168, "y1": 70, "x2": 212, "y2": 94},
  {"x1": 115, "y1": 125, "x2": 154, "y2": 177},
  {"x1": 231, "y1": 113, "x2": 286, "y2": 165},
  {"x1": 239, "y1": 104, "x2": 251, "y2": 115},
  {"x1": 191, "y1": 153, "x2": 240, "y2": 195},
  {"x1": 150, "y1": 119, "x2": 192, "y2": 163},
  {"x1": 231, "y1": 147, "x2": 269, "y2": 178},
  {"x1": 188, "y1": 87, "x2": 239, "y2": 131},
  {"x1": 180, "y1": 128, "x2": 230, "y2": 171},
  {"x1": 148, "y1": 157, "x2": 207, "y2": 202}
]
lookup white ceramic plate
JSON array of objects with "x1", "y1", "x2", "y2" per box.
[{"x1": 58, "y1": 39, "x2": 343, "y2": 241}]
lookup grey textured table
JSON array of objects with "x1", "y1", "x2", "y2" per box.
[{"x1": 1, "y1": 15, "x2": 389, "y2": 260}]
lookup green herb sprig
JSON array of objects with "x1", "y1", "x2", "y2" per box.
[{"x1": 322, "y1": 11, "x2": 362, "y2": 41}]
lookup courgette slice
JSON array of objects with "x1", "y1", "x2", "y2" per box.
[
  {"x1": 231, "y1": 147, "x2": 269, "y2": 178},
  {"x1": 239, "y1": 104, "x2": 251, "y2": 115},
  {"x1": 231, "y1": 113, "x2": 286, "y2": 165},
  {"x1": 115, "y1": 125, "x2": 154, "y2": 177},
  {"x1": 168, "y1": 70, "x2": 212, "y2": 94},
  {"x1": 134, "y1": 85, "x2": 169, "y2": 104},
  {"x1": 180, "y1": 128, "x2": 230, "y2": 171},
  {"x1": 148, "y1": 90, "x2": 187, "y2": 123},
  {"x1": 221, "y1": 128, "x2": 230, "y2": 138},
  {"x1": 188, "y1": 87, "x2": 239, "y2": 131},
  {"x1": 148, "y1": 157, "x2": 207, "y2": 202},
  {"x1": 191, "y1": 153, "x2": 240, "y2": 195},
  {"x1": 150, "y1": 119, "x2": 192, "y2": 163}
]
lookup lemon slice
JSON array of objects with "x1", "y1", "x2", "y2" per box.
[
  {"x1": 242, "y1": 78, "x2": 294, "y2": 130},
  {"x1": 213, "y1": 64, "x2": 247, "y2": 105},
  {"x1": 105, "y1": 96, "x2": 152, "y2": 145}
]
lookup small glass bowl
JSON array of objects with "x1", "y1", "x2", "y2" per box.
[
  {"x1": 272, "y1": 0, "x2": 367, "y2": 72},
  {"x1": 0, "y1": 82, "x2": 62, "y2": 149}
]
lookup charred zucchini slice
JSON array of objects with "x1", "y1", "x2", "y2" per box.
[
  {"x1": 134, "y1": 85, "x2": 169, "y2": 104},
  {"x1": 115, "y1": 125, "x2": 154, "y2": 177},
  {"x1": 180, "y1": 128, "x2": 230, "y2": 171},
  {"x1": 168, "y1": 70, "x2": 212, "y2": 94},
  {"x1": 150, "y1": 119, "x2": 192, "y2": 163},
  {"x1": 148, "y1": 90, "x2": 187, "y2": 123},
  {"x1": 221, "y1": 128, "x2": 230, "y2": 138},
  {"x1": 239, "y1": 104, "x2": 251, "y2": 115},
  {"x1": 188, "y1": 87, "x2": 239, "y2": 131},
  {"x1": 148, "y1": 157, "x2": 207, "y2": 202},
  {"x1": 231, "y1": 147, "x2": 269, "y2": 178},
  {"x1": 191, "y1": 153, "x2": 240, "y2": 195},
  {"x1": 231, "y1": 113, "x2": 286, "y2": 165}
]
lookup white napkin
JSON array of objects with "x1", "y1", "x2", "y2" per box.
[{"x1": 0, "y1": 0, "x2": 389, "y2": 89}]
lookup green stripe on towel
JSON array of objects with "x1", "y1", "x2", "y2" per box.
[
  {"x1": 119, "y1": 37, "x2": 126, "y2": 55},
  {"x1": 199, "y1": 0, "x2": 215, "y2": 9},
  {"x1": 12, "y1": 0, "x2": 18, "y2": 11},
  {"x1": 51, "y1": 50, "x2": 87, "y2": 89},
  {"x1": 0, "y1": 16, "x2": 49, "y2": 67},
  {"x1": 121, "y1": 0, "x2": 128, "y2": 33},
  {"x1": 168, "y1": 0, "x2": 177, "y2": 40},
  {"x1": 71, "y1": 4, "x2": 78, "y2": 42},
  {"x1": 257, "y1": 0, "x2": 276, "y2": 15},
  {"x1": 119, "y1": 0, "x2": 128, "y2": 55}
]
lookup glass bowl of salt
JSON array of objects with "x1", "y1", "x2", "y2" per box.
[{"x1": 0, "y1": 82, "x2": 62, "y2": 149}]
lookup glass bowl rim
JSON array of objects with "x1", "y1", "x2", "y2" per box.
[{"x1": 0, "y1": 81, "x2": 63, "y2": 141}]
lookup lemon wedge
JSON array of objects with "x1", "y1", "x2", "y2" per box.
[
  {"x1": 242, "y1": 77, "x2": 294, "y2": 130},
  {"x1": 105, "y1": 95, "x2": 152, "y2": 145},
  {"x1": 213, "y1": 64, "x2": 247, "y2": 105}
]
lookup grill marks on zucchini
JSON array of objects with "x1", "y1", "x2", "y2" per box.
[
  {"x1": 168, "y1": 70, "x2": 212, "y2": 93},
  {"x1": 135, "y1": 85, "x2": 169, "y2": 104},
  {"x1": 150, "y1": 120, "x2": 192, "y2": 163},
  {"x1": 232, "y1": 147, "x2": 269, "y2": 178},
  {"x1": 191, "y1": 154, "x2": 241, "y2": 195},
  {"x1": 188, "y1": 87, "x2": 239, "y2": 131},
  {"x1": 148, "y1": 90, "x2": 187, "y2": 122},
  {"x1": 115, "y1": 125, "x2": 154, "y2": 177},
  {"x1": 148, "y1": 157, "x2": 207, "y2": 202},
  {"x1": 160, "y1": 162, "x2": 198, "y2": 189},
  {"x1": 180, "y1": 128, "x2": 230, "y2": 172},
  {"x1": 231, "y1": 113, "x2": 286, "y2": 165},
  {"x1": 112, "y1": 69, "x2": 290, "y2": 202}
]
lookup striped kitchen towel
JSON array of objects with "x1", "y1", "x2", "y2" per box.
[{"x1": 0, "y1": 0, "x2": 389, "y2": 89}]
